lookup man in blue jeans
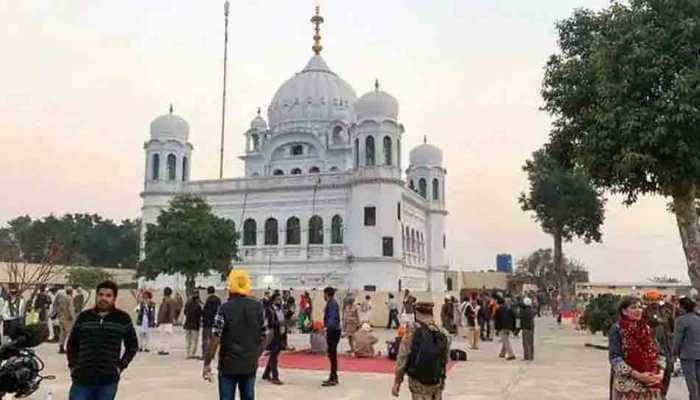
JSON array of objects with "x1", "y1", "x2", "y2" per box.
[
  {"x1": 67, "y1": 280, "x2": 138, "y2": 400},
  {"x1": 203, "y1": 270, "x2": 266, "y2": 400}
]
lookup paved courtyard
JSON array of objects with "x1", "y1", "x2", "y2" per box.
[{"x1": 27, "y1": 317, "x2": 686, "y2": 399}]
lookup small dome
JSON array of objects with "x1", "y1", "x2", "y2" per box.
[
  {"x1": 268, "y1": 55, "x2": 357, "y2": 129},
  {"x1": 410, "y1": 141, "x2": 443, "y2": 166},
  {"x1": 250, "y1": 109, "x2": 268, "y2": 131},
  {"x1": 150, "y1": 109, "x2": 189, "y2": 141},
  {"x1": 355, "y1": 86, "x2": 399, "y2": 121}
]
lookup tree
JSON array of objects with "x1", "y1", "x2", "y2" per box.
[
  {"x1": 513, "y1": 248, "x2": 590, "y2": 293},
  {"x1": 519, "y1": 147, "x2": 605, "y2": 296},
  {"x1": 66, "y1": 267, "x2": 115, "y2": 304},
  {"x1": 138, "y1": 194, "x2": 238, "y2": 295},
  {"x1": 542, "y1": 1, "x2": 700, "y2": 289}
]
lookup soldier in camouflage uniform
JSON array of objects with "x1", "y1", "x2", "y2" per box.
[{"x1": 392, "y1": 301, "x2": 451, "y2": 399}]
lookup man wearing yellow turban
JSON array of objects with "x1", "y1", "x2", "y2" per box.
[{"x1": 203, "y1": 269, "x2": 265, "y2": 400}]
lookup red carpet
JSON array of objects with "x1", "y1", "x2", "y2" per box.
[{"x1": 259, "y1": 350, "x2": 456, "y2": 374}]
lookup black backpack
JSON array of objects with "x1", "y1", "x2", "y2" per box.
[{"x1": 407, "y1": 322, "x2": 448, "y2": 385}]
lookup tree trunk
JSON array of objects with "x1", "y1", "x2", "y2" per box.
[
  {"x1": 185, "y1": 275, "x2": 196, "y2": 298},
  {"x1": 672, "y1": 187, "x2": 700, "y2": 291},
  {"x1": 553, "y1": 231, "x2": 569, "y2": 299}
]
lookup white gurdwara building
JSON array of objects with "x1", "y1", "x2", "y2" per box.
[{"x1": 140, "y1": 9, "x2": 448, "y2": 291}]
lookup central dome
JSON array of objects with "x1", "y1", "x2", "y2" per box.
[{"x1": 268, "y1": 55, "x2": 357, "y2": 129}]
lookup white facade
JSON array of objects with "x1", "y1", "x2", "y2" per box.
[{"x1": 140, "y1": 18, "x2": 449, "y2": 291}]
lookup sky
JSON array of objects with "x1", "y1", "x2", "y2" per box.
[{"x1": 0, "y1": 0, "x2": 686, "y2": 283}]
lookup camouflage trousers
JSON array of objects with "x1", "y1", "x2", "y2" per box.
[{"x1": 408, "y1": 378, "x2": 443, "y2": 400}]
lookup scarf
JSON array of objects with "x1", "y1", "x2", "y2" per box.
[{"x1": 619, "y1": 316, "x2": 660, "y2": 388}]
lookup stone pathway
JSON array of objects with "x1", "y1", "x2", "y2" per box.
[{"x1": 25, "y1": 317, "x2": 687, "y2": 399}]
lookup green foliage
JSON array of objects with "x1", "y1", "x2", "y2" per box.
[
  {"x1": 519, "y1": 147, "x2": 606, "y2": 243},
  {"x1": 583, "y1": 294, "x2": 620, "y2": 335},
  {"x1": 138, "y1": 194, "x2": 238, "y2": 293},
  {"x1": 0, "y1": 214, "x2": 140, "y2": 268},
  {"x1": 67, "y1": 267, "x2": 115, "y2": 290},
  {"x1": 513, "y1": 249, "x2": 590, "y2": 292},
  {"x1": 542, "y1": 0, "x2": 700, "y2": 202}
]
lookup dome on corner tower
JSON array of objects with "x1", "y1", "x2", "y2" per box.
[
  {"x1": 267, "y1": 55, "x2": 357, "y2": 129},
  {"x1": 150, "y1": 105, "x2": 189, "y2": 141},
  {"x1": 355, "y1": 82, "x2": 399, "y2": 121},
  {"x1": 410, "y1": 141, "x2": 443, "y2": 167},
  {"x1": 250, "y1": 108, "x2": 267, "y2": 131}
]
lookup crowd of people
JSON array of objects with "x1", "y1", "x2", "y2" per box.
[{"x1": 2, "y1": 273, "x2": 696, "y2": 400}]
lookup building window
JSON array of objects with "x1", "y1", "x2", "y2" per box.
[
  {"x1": 264, "y1": 218, "x2": 278, "y2": 245},
  {"x1": 182, "y1": 156, "x2": 188, "y2": 181},
  {"x1": 331, "y1": 215, "x2": 343, "y2": 244},
  {"x1": 243, "y1": 219, "x2": 257, "y2": 246},
  {"x1": 330, "y1": 166, "x2": 339, "y2": 172},
  {"x1": 397, "y1": 202, "x2": 401, "y2": 221},
  {"x1": 167, "y1": 154, "x2": 177, "y2": 180},
  {"x1": 291, "y1": 145, "x2": 303, "y2": 156},
  {"x1": 309, "y1": 166, "x2": 320, "y2": 173},
  {"x1": 286, "y1": 217, "x2": 301, "y2": 245},
  {"x1": 411, "y1": 230, "x2": 416, "y2": 252},
  {"x1": 252, "y1": 134, "x2": 260, "y2": 150},
  {"x1": 365, "y1": 136, "x2": 375, "y2": 166},
  {"x1": 419, "y1": 178, "x2": 427, "y2": 198},
  {"x1": 433, "y1": 178, "x2": 440, "y2": 200},
  {"x1": 409, "y1": 180, "x2": 415, "y2": 190},
  {"x1": 291, "y1": 168, "x2": 302, "y2": 175},
  {"x1": 383, "y1": 237, "x2": 394, "y2": 257},
  {"x1": 309, "y1": 215, "x2": 324, "y2": 244},
  {"x1": 364, "y1": 207, "x2": 376, "y2": 226},
  {"x1": 443, "y1": 234, "x2": 446, "y2": 249},
  {"x1": 152, "y1": 154, "x2": 160, "y2": 180},
  {"x1": 273, "y1": 169, "x2": 284, "y2": 176},
  {"x1": 354, "y1": 139, "x2": 360, "y2": 168},
  {"x1": 383, "y1": 136, "x2": 392, "y2": 165}
]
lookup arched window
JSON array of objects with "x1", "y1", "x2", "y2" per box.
[
  {"x1": 286, "y1": 217, "x2": 301, "y2": 245},
  {"x1": 331, "y1": 215, "x2": 343, "y2": 244},
  {"x1": 309, "y1": 215, "x2": 324, "y2": 244},
  {"x1": 354, "y1": 139, "x2": 360, "y2": 168},
  {"x1": 419, "y1": 178, "x2": 427, "y2": 198},
  {"x1": 152, "y1": 154, "x2": 160, "y2": 180},
  {"x1": 182, "y1": 156, "x2": 188, "y2": 181},
  {"x1": 332, "y1": 126, "x2": 344, "y2": 144},
  {"x1": 365, "y1": 136, "x2": 375, "y2": 166},
  {"x1": 309, "y1": 166, "x2": 320, "y2": 173},
  {"x1": 409, "y1": 180, "x2": 415, "y2": 190},
  {"x1": 264, "y1": 218, "x2": 278, "y2": 245},
  {"x1": 167, "y1": 154, "x2": 177, "y2": 180},
  {"x1": 291, "y1": 168, "x2": 302, "y2": 175},
  {"x1": 432, "y1": 178, "x2": 440, "y2": 200},
  {"x1": 243, "y1": 219, "x2": 257, "y2": 246},
  {"x1": 273, "y1": 169, "x2": 284, "y2": 176},
  {"x1": 252, "y1": 134, "x2": 259, "y2": 150},
  {"x1": 383, "y1": 136, "x2": 392, "y2": 165}
]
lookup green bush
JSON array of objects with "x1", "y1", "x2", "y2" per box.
[{"x1": 582, "y1": 294, "x2": 620, "y2": 335}]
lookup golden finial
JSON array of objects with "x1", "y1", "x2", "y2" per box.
[
  {"x1": 257, "y1": 107, "x2": 261, "y2": 116},
  {"x1": 375, "y1": 78, "x2": 380, "y2": 91},
  {"x1": 169, "y1": 103, "x2": 174, "y2": 114},
  {"x1": 310, "y1": 2, "x2": 324, "y2": 55},
  {"x1": 424, "y1": 135, "x2": 427, "y2": 144}
]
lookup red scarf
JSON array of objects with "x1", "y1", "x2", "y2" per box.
[{"x1": 619, "y1": 316, "x2": 660, "y2": 388}]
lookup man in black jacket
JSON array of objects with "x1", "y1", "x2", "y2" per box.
[
  {"x1": 67, "y1": 281, "x2": 138, "y2": 400},
  {"x1": 519, "y1": 297, "x2": 536, "y2": 361},
  {"x1": 202, "y1": 286, "x2": 221, "y2": 359},
  {"x1": 184, "y1": 292, "x2": 203, "y2": 359},
  {"x1": 494, "y1": 296, "x2": 516, "y2": 360},
  {"x1": 203, "y1": 270, "x2": 265, "y2": 400}
]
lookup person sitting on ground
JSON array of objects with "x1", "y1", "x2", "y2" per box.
[
  {"x1": 309, "y1": 320, "x2": 327, "y2": 354},
  {"x1": 353, "y1": 323, "x2": 379, "y2": 358}
]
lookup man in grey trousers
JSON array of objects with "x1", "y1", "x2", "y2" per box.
[
  {"x1": 673, "y1": 297, "x2": 700, "y2": 400},
  {"x1": 519, "y1": 297, "x2": 536, "y2": 361}
]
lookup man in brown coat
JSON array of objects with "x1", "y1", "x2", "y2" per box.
[
  {"x1": 55, "y1": 287, "x2": 75, "y2": 354},
  {"x1": 157, "y1": 287, "x2": 178, "y2": 356}
]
